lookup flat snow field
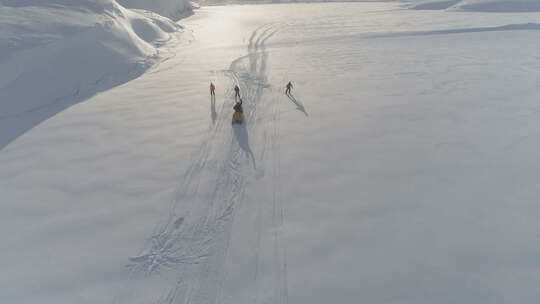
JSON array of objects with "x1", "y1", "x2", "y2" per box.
[{"x1": 3, "y1": 2, "x2": 540, "y2": 304}]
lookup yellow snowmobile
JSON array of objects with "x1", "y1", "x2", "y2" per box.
[{"x1": 232, "y1": 100, "x2": 244, "y2": 124}]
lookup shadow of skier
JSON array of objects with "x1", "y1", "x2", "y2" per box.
[
  {"x1": 286, "y1": 93, "x2": 308, "y2": 116},
  {"x1": 210, "y1": 96, "x2": 217, "y2": 124}
]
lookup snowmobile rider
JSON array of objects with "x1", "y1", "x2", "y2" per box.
[
  {"x1": 233, "y1": 98, "x2": 243, "y2": 113},
  {"x1": 210, "y1": 82, "x2": 216, "y2": 97}
]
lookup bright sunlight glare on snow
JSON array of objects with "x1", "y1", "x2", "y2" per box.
[{"x1": 3, "y1": 0, "x2": 540, "y2": 303}]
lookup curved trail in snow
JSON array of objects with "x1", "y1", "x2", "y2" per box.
[{"x1": 118, "y1": 23, "x2": 288, "y2": 304}]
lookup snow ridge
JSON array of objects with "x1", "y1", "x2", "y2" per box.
[
  {"x1": 409, "y1": 0, "x2": 540, "y2": 11},
  {"x1": 118, "y1": 0, "x2": 193, "y2": 20},
  {"x1": 0, "y1": 0, "x2": 182, "y2": 149}
]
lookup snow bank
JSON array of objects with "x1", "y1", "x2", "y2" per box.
[
  {"x1": 409, "y1": 0, "x2": 462, "y2": 10},
  {"x1": 118, "y1": 0, "x2": 193, "y2": 20},
  {"x1": 409, "y1": 0, "x2": 540, "y2": 11},
  {"x1": 0, "y1": 0, "x2": 180, "y2": 148},
  {"x1": 459, "y1": 0, "x2": 540, "y2": 12}
]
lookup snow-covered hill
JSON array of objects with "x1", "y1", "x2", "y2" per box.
[
  {"x1": 119, "y1": 0, "x2": 193, "y2": 20},
  {"x1": 0, "y1": 0, "x2": 186, "y2": 149},
  {"x1": 409, "y1": 0, "x2": 540, "y2": 11}
]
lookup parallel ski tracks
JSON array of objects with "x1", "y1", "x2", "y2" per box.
[{"x1": 122, "y1": 23, "x2": 289, "y2": 304}]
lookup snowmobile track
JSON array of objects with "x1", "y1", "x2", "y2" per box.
[{"x1": 121, "y1": 23, "x2": 289, "y2": 304}]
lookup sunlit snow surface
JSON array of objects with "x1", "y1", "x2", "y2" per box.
[{"x1": 3, "y1": 2, "x2": 540, "y2": 304}]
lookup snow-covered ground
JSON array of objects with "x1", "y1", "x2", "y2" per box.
[{"x1": 3, "y1": 1, "x2": 540, "y2": 303}]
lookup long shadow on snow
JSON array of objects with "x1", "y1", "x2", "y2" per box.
[
  {"x1": 286, "y1": 93, "x2": 308, "y2": 116},
  {"x1": 0, "y1": 70, "x2": 149, "y2": 151},
  {"x1": 210, "y1": 96, "x2": 218, "y2": 124},
  {"x1": 0, "y1": 13, "x2": 184, "y2": 151},
  {"x1": 366, "y1": 23, "x2": 540, "y2": 39},
  {"x1": 232, "y1": 122, "x2": 256, "y2": 169}
]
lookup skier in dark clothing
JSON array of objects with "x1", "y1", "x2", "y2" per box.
[
  {"x1": 234, "y1": 85, "x2": 240, "y2": 101},
  {"x1": 285, "y1": 81, "x2": 293, "y2": 95}
]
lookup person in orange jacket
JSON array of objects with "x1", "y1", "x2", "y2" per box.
[{"x1": 210, "y1": 82, "x2": 216, "y2": 98}]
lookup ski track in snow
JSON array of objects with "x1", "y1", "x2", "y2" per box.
[{"x1": 123, "y1": 23, "x2": 289, "y2": 304}]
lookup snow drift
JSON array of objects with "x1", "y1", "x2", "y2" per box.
[
  {"x1": 458, "y1": 0, "x2": 540, "y2": 12},
  {"x1": 0, "y1": 0, "x2": 181, "y2": 148},
  {"x1": 409, "y1": 0, "x2": 462, "y2": 10},
  {"x1": 409, "y1": 0, "x2": 540, "y2": 11},
  {"x1": 118, "y1": 0, "x2": 193, "y2": 20}
]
